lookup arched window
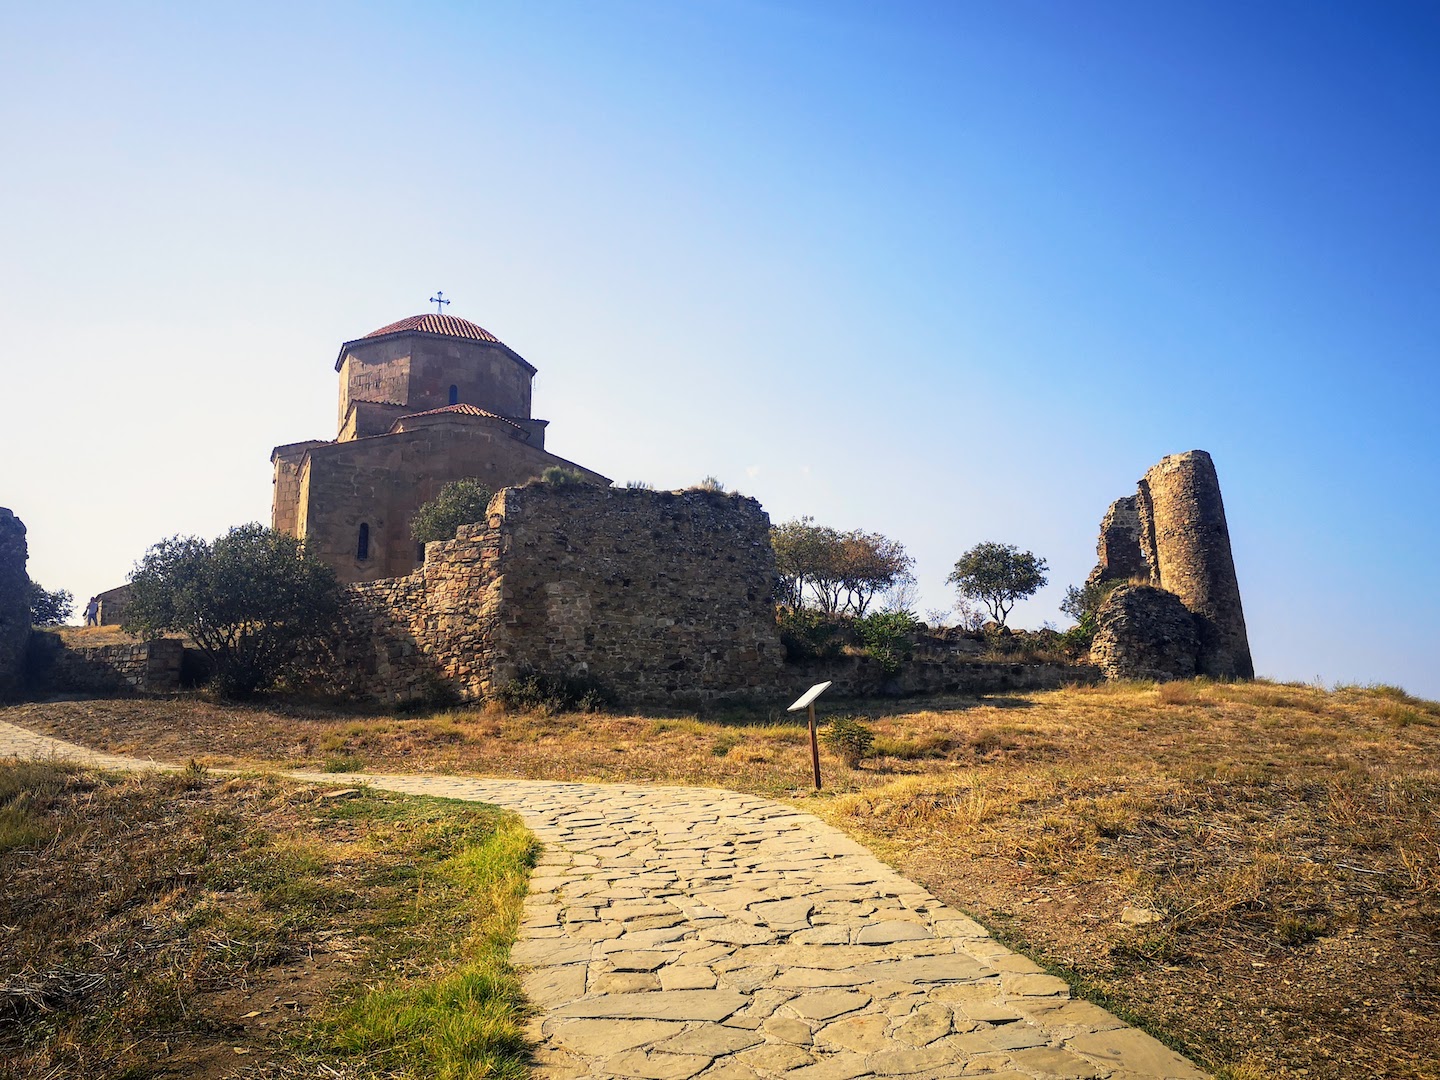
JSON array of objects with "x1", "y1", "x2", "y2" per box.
[
  {"x1": 357, "y1": 523, "x2": 370, "y2": 560},
  {"x1": 448, "y1": 384, "x2": 459, "y2": 405}
]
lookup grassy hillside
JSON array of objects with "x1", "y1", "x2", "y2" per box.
[{"x1": 7, "y1": 679, "x2": 1439, "y2": 1078}]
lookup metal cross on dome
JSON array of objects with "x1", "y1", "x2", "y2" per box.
[{"x1": 429, "y1": 291, "x2": 451, "y2": 315}]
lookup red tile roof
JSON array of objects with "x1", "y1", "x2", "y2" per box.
[
  {"x1": 364, "y1": 314, "x2": 504, "y2": 345},
  {"x1": 395, "y1": 403, "x2": 525, "y2": 431}
]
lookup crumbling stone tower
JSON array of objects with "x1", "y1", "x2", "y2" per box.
[
  {"x1": 0, "y1": 507, "x2": 31, "y2": 700},
  {"x1": 1089, "y1": 451, "x2": 1253, "y2": 680}
]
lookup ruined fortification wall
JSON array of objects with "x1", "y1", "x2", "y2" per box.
[
  {"x1": 1087, "y1": 495, "x2": 1147, "y2": 586},
  {"x1": 28, "y1": 634, "x2": 185, "y2": 694},
  {"x1": 331, "y1": 484, "x2": 787, "y2": 706},
  {"x1": 0, "y1": 508, "x2": 29, "y2": 699},
  {"x1": 1086, "y1": 451, "x2": 1252, "y2": 680}
]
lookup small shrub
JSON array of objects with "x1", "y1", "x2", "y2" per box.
[
  {"x1": 690, "y1": 476, "x2": 725, "y2": 492},
  {"x1": 494, "y1": 671, "x2": 610, "y2": 714},
  {"x1": 855, "y1": 610, "x2": 919, "y2": 677},
  {"x1": 823, "y1": 717, "x2": 876, "y2": 767},
  {"x1": 539, "y1": 466, "x2": 590, "y2": 486}
]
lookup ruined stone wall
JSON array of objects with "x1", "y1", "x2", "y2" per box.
[
  {"x1": 0, "y1": 507, "x2": 29, "y2": 700},
  {"x1": 1091, "y1": 585, "x2": 1199, "y2": 682},
  {"x1": 329, "y1": 484, "x2": 787, "y2": 706},
  {"x1": 1087, "y1": 450, "x2": 1253, "y2": 681},
  {"x1": 1137, "y1": 452, "x2": 1253, "y2": 679},
  {"x1": 29, "y1": 634, "x2": 184, "y2": 694},
  {"x1": 296, "y1": 420, "x2": 608, "y2": 583},
  {"x1": 1087, "y1": 495, "x2": 1147, "y2": 586}
]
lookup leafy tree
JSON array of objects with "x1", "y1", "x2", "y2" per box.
[
  {"x1": 771, "y1": 519, "x2": 914, "y2": 616},
  {"x1": 410, "y1": 478, "x2": 495, "y2": 545},
  {"x1": 29, "y1": 583, "x2": 73, "y2": 626},
  {"x1": 1058, "y1": 577, "x2": 1121, "y2": 650},
  {"x1": 946, "y1": 542, "x2": 1049, "y2": 629},
  {"x1": 123, "y1": 524, "x2": 343, "y2": 698},
  {"x1": 1060, "y1": 578, "x2": 1120, "y2": 626}
]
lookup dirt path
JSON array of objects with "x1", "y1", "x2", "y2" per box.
[{"x1": 2, "y1": 718, "x2": 1208, "y2": 1080}]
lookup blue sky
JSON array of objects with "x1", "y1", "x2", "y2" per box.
[{"x1": 2, "y1": 1, "x2": 1436, "y2": 697}]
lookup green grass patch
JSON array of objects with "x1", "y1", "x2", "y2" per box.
[{"x1": 0, "y1": 761, "x2": 537, "y2": 1080}]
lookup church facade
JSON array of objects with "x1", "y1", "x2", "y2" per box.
[{"x1": 271, "y1": 313, "x2": 608, "y2": 583}]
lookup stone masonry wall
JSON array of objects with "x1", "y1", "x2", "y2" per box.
[
  {"x1": 29, "y1": 634, "x2": 185, "y2": 694},
  {"x1": 331, "y1": 484, "x2": 787, "y2": 707},
  {"x1": 0, "y1": 507, "x2": 29, "y2": 700}
]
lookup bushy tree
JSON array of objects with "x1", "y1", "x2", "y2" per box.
[
  {"x1": 123, "y1": 524, "x2": 343, "y2": 698},
  {"x1": 410, "y1": 478, "x2": 495, "y2": 545},
  {"x1": 946, "y1": 542, "x2": 1049, "y2": 629},
  {"x1": 771, "y1": 519, "x2": 914, "y2": 616},
  {"x1": 29, "y1": 583, "x2": 73, "y2": 626}
]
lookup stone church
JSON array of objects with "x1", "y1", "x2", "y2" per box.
[{"x1": 271, "y1": 312, "x2": 608, "y2": 583}]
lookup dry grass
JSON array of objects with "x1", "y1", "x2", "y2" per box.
[
  {"x1": 0, "y1": 761, "x2": 535, "y2": 1079},
  {"x1": 7, "y1": 678, "x2": 1440, "y2": 1077}
]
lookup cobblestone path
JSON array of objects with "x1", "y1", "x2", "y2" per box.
[{"x1": 3, "y1": 719, "x2": 1207, "y2": 1080}]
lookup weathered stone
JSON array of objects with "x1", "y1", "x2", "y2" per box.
[
  {"x1": 546, "y1": 1018, "x2": 686, "y2": 1055},
  {"x1": 1087, "y1": 450, "x2": 1253, "y2": 681},
  {"x1": 608, "y1": 951, "x2": 671, "y2": 972},
  {"x1": 789, "y1": 991, "x2": 872, "y2": 1021},
  {"x1": 1001, "y1": 973, "x2": 1070, "y2": 998},
  {"x1": 1091, "y1": 585, "x2": 1199, "y2": 682},
  {"x1": 1065, "y1": 1027, "x2": 1211, "y2": 1078},
  {"x1": 738, "y1": 1042, "x2": 814, "y2": 1072},
  {"x1": 814, "y1": 1012, "x2": 889, "y2": 1053},
  {"x1": 552, "y1": 990, "x2": 748, "y2": 1022},
  {"x1": 659, "y1": 965, "x2": 719, "y2": 990},
  {"x1": 601, "y1": 1048, "x2": 714, "y2": 1080},
  {"x1": 0, "y1": 509, "x2": 30, "y2": 701},
  {"x1": 893, "y1": 1001, "x2": 952, "y2": 1046},
  {"x1": 591, "y1": 971, "x2": 661, "y2": 994},
  {"x1": 1088, "y1": 495, "x2": 1148, "y2": 586},
  {"x1": 854, "y1": 954, "x2": 992, "y2": 984},
  {"x1": 653, "y1": 1024, "x2": 762, "y2": 1056},
  {"x1": 1008, "y1": 1045, "x2": 1104, "y2": 1077},
  {"x1": 521, "y1": 964, "x2": 588, "y2": 1008},
  {"x1": 854, "y1": 920, "x2": 932, "y2": 945},
  {"x1": 762, "y1": 1015, "x2": 814, "y2": 1044}
]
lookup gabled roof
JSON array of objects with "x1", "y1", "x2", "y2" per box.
[{"x1": 335, "y1": 314, "x2": 536, "y2": 374}]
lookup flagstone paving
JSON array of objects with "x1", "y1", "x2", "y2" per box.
[{"x1": 1, "y1": 719, "x2": 1208, "y2": 1079}]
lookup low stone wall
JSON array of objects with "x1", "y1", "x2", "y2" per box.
[
  {"x1": 786, "y1": 654, "x2": 1096, "y2": 701},
  {"x1": 29, "y1": 634, "x2": 185, "y2": 694}
]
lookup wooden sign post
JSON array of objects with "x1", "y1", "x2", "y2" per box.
[{"x1": 787, "y1": 681, "x2": 833, "y2": 791}]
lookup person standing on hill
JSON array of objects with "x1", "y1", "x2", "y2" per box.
[{"x1": 83, "y1": 596, "x2": 99, "y2": 626}]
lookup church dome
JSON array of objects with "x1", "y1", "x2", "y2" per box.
[{"x1": 363, "y1": 313, "x2": 504, "y2": 345}]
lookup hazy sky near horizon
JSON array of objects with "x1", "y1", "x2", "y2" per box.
[{"x1": 2, "y1": 2, "x2": 1437, "y2": 697}]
